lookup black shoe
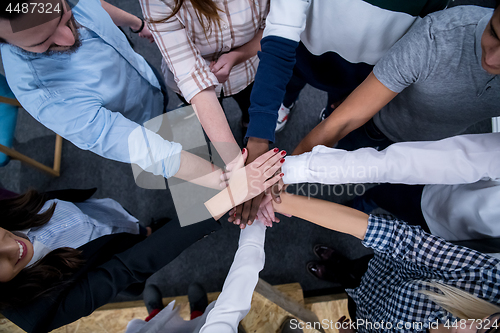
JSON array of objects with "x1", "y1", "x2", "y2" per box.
[
  {"x1": 149, "y1": 217, "x2": 172, "y2": 233},
  {"x1": 306, "y1": 261, "x2": 338, "y2": 282},
  {"x1": 188, "y1": 282, "x2": 208, "y2": 314},
  {"x1": 313, "y1": 244, "x2": 336, "y2": 261},
  {"x1": 279, "y1": 316, "x2": 303, "y2": 333},
  {"x1": 143, "y1": 284, "x2": 164, "y2": 314}
]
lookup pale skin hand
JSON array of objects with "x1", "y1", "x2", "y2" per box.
[
  {"x1": 210, "y1": 29, "x2": 263, "y2": 83},
  {"x1": 210, "y1": 52, "x2": 238, "y2": 84},
  {"x1": 100, "y1": 1, "x2": 154, "y2": 42},
  {"x1": 205, "y1": 149, "x2": 286, "y2": 220},
  {"x1": 292, "y1": 72, "x2": 398, "y2": 155}
]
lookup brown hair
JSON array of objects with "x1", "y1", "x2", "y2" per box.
[
  {"x1": 153, "y1": 0, "x2": 221, "y2": 35},
  {"x1": 0, "y1": 190, "x2": 84, "y2": 310}
]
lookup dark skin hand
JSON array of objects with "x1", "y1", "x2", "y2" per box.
[{"x1": 230, "y1": 137, "x2": 269, "y2": 228}]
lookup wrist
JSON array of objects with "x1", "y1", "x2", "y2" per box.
[
  {"x1": 273, "y1": 192, "x2": 292, "y2": 215},
  {"x1": 130, "y1": 17, "x2": 145, "y2": 33}
]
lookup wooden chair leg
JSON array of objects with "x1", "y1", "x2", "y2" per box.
[
  {"x1": 0, "y1": 142, "x2": 60, "y2": 177},
  {"x1": 255, "y1": 279, "x2": 326, "y2": 333},
  {"x1": 53, "y1": 135, "x2": 63, "y2": 173}
]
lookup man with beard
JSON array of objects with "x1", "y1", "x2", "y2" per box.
[{"x1": 0, "y1": 0, "x2": 184, "y2": 179}]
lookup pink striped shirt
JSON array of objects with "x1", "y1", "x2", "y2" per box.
[{"x1": 140, "y1": 0, "x2": 269, "y2": 102}]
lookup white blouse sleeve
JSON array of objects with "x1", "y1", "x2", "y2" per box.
[
  {"x1": 282, "y1": 133, "x2": 500, "y2": 185},
  {"x1": 199, "y1": 221, "x2": 266, "y2": 333}
]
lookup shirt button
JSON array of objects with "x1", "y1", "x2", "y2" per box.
[{"x1": 223, "y1": 24, "x2": 228, "y2": 29}]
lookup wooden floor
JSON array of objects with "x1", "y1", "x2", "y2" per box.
[{"x1": 0, "y1": 284, "x2": 348, "y2": 333}]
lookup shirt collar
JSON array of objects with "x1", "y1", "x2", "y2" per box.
[{"x1": 475, "y1": 12, "x2": 491, "y2": 69}]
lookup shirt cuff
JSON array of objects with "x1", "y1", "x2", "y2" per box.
[
  {"x1": 361, "y1": 214, "x2": 394, "y2": 251},
  {"x1": 281, "y1": 154, "x2": 310, "y2": 184}
]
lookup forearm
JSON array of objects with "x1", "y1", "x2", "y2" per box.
[
  {"x1": 100, "y1": 0, "x2": 143, "y2": 30},
  {"x1": 246, "y1": 36, "x2": 299, "y2": 142},
  {"x1": 230, "y1": 29, "x2": 263, "y2": 65},
  {"x1": 200, "y1": 222, "x2": 265, "y2": 332},
  {"x1": 173, "y1": 151, "x2": 224, "y2": 190},
  {"x1": 292, "y1": 72, "x2": 398, "y2": 155},
  {"x1": 274, "y1": 192, "x2": 369, "y2": 239},
  {"x1": 191, "y1": 88, "x2": 240, "y2": 164}
]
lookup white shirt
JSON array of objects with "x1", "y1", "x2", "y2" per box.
[
  {"x1": 263, "y1": 0, "x2": 435, "y2": 64},
  {"x1": 282, "y1": 133, "x2": 500, "y2": 241},
  {"x1": 125, "y1": 221, "x2": 266, "y2": 333}
]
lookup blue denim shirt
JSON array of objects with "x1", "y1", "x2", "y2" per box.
[{"x1": 1, "y1": 0, "x2": 182, "y2": 178}]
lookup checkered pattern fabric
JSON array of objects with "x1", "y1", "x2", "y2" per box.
[{"x1": 346, "y1": 215, "x2": 500, "y2": 332}]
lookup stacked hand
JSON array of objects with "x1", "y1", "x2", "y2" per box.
[
  {"x1": 224, "y1": 146, "x2": 288, "y2": 228},
  {"x1": 219, "y1": 148, "x2": 286, "y2": 220}
]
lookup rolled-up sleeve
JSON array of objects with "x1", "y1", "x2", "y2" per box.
[
  {"x1": 140, "y1": 0, "x2": 218, "y2": 102},
  {"x1": 35, "y1": 91, "x2": 182, "y2": 179},
  {"x1": 363, "y1": 215, "x2": 499, "y2": 271}
]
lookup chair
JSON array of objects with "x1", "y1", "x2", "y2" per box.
[{"x1": 0, "y1": 74, "x2": 62, "y2": 177}]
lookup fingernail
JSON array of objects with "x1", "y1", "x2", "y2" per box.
[
  {"x1": 280, "y1": 158, "x2": 285, "y2": 163},
  {"x1": 242, "y1": 148, "x2": 246, "y2": 154},
  {"x1": 280, "y1": 173, "x2": 284, "y2": 177},
  {"x1": 281, "y1": 150, "x2": 286, "y2": 156},
  {"x1": 273, "y1": 148, "x2": 279, "y2": 152}
]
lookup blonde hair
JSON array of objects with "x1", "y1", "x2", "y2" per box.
[{"x1": 419, "y1": 281, "x2": 500, "y2": 320}]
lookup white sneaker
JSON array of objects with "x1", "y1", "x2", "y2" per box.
[{"x1": 275, "y1": 102, "x2": 294, "y2": 132}]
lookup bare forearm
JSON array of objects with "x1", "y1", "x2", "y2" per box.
[
  {"x1": 100, "y1": 0, "x2": 143, "y2": 30},
  {"x1": 191, "y1": 88, "x2": 240, "y2": 164},
  {"x1": 274, "y1": 192, "x2": 369, "y2": 239},
  {"x1": 174, "y1": 151, "x2": 223, "y2": 190},
  {"x1": 231, "y1": 29, "x2": 263, "y2": 65},
  {"x1": 292, "y1": 72, "x2": 398, "y2": 155}
]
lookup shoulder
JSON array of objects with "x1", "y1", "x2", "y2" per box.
[{"x1": 425, "y1": 6, "x2": 493, "y2": 34}]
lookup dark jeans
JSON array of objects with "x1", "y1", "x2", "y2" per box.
[
  {"x1": 177, "y1": 82, "x2": 254, "y2": 124},
  {"x1": 354, "y1": 184, "x2": 430, "y2": 232},
  {"x1": 323, "y1": 253, "x2": 374, "y2": 321},
  {"x1": 336, "y1": 118, "x2": 395, "y2": 152},
  {"x1": 282, "y1": 42, "x2": 373, "y2": 117}
]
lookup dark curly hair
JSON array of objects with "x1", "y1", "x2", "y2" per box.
[{"x1": 0, "y1": 190, "x2": 84, "y2": 310}]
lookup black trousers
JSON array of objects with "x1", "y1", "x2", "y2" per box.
[
  {"x1": 322, "y1": 253, "x2": 374, "y2": 321},
  {"x1": 360, "y1": 184, "x2": 429, "y2": 232},
  {"x1": 283, "y1": 42, "x2": 373, "y2": 117}
]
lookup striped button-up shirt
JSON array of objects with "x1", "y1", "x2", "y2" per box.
[
  {"x1": 348, "y1": 215, "x2": 500, "y2": 332},
  {"x1": 24, "y1": 199, "x2": 140, "y2": 267},
  {"x1": 140, "y1": 0, "x2": 269, "y2": 102}
]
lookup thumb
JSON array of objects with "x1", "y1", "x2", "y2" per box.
[
  {"x1": 241, "y1": 147, "x2": 248, "y2": 163},
  {"x1": 211, "y1": 60, "x2": 226, "y2": 73}
]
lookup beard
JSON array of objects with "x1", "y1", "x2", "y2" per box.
[{"x1": 42, "y1": 15, "x2": 82, "y2": 56}]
